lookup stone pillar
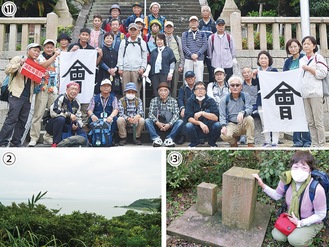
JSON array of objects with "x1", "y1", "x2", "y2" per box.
[
  {"x1": 54, "y1": 0, "x2": 74, "y2": 27},
  {"x1": 46, "y1": 12, "x2": 58, "y2": 42},
  {"x1": 220, "y1": 0, "x2": 240, "y2": 26},
  {"x1": 197, "y1": 182, "x2": 219, "y2": 215},
  {"x1": 230, "y1": 12, "x2": 242, "y2": 50},
  {"x1": 222, "y1": 166, "x2": 259, "y2": 230}
]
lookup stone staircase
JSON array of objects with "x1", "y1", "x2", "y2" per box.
[{"x1": 85, "y1": 0, "x2": 202, "y2": 36}]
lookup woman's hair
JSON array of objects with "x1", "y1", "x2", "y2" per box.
[
  {"x1": 104, "y1": 32, "x2": 114, "y2": 40},
  {"x1": 289, "y1": 151, "x2": 316, "y2": 171},
  {"x1": 155, "y1": 33, "x2": 167, "y2": 46},
  {"x1": 285, "y1": 38, "x2": 302, "y2": 54},
  {"x1": 301, "y1": 36, "x2": 318, "y2": 53},
  {"x1": 257, "y1": 50, "x2": 273, "y2": 67}
]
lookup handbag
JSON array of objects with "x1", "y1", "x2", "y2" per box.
[
  {"x1": 314, "y1": 56, "x2": 329, "y2": 97},
  {"x1": 274, "y1": 213, "x2": 296, "y2": 236}
]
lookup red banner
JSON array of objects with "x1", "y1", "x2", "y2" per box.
[{"x1": 20, "y1": 58, "x2": 46, "y2": 83}]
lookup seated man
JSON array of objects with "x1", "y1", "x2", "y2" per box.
[
  {"x1": 145, "y1": 82, "x2": 183, "y2": 147},
  {"x1": 87, "y1": 79, "x2": 119, "y2": 145},
  {"x1": 176, "y1": 71, "x2": 196, "y2": 144},
  {"x1": 117, "y1": 82, "x2": 145, "y2": 145},
  {"x1": 45, "y1": 82, "x2": 85, "y2": 147},
  {"x1": 185, "y1": 81, "x2": 220, "y2": 147},
  {"x1": 219, "y1": 75, "x2": 255, "y2": 147}
]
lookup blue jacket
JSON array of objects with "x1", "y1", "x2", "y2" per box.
[
  {"x1": 177, "y1": 85, "x2": 194, "y2": 111},
  {"x1": 283, "y1": 54, "x2": 305, "y2": 71},
  {"x1": 149, "y1": 46, "x2": 176, "y2": 76}
]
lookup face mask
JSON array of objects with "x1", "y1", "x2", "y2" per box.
[
  {"x1": 196, "y1": 96, "x2": 205, "y2": 101},
  {"x1": 291, "y1": 169, "x2": 310, "y2": 183},
  {"x1": 126, "y1": 93, "x2": 135, "y2": 100}
]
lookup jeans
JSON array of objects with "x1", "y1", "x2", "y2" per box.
[
  {"x1": 293, "y1": 131, "x2": 311, "y2": 147},
  {"x1": 185, "y1": 121, "x2": 221, "y2": 146},
  {"x1": 145, "y1": 118, "x2": 183, "y2": 141}
]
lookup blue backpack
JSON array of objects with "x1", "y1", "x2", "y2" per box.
[
  {"x1": 283, "y1": 170, "x2": 329, "y2": 226},
  {"x1": 88, "y1": 119, "x2": 112, "y2": 147}
]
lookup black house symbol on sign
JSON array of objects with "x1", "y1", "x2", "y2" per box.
[
  {"x1": 62, "y1": 60, "x2": 94, "y2": 92},
  {"x1": 263, "y1": 81, "x2": 301, "y2": 120}
]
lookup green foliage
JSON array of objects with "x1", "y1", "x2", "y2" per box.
[
  {"x1": 0, "y1": 194, "x2": 161, "y2": 246},
  {"x1": 120, "y1": 198, "x2": 161, "y2": 212},
  {"x1": 247, "y1": 10, "x2": 277, "y2": 17},
  {"x1": 58, "y1": 25, "x2": 74, "y2": 37}
]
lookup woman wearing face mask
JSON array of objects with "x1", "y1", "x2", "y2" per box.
[
  {"x1": 252, "y1": 151, "x2": 326, "y2": 247},
  {"x1": 142, "y1": 33, "x2": 176, "y2": 96},
  {"x1": 96, "y1": 32, "x2": 121, "y2": 96}
]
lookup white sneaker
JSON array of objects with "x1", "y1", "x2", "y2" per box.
[
  {"x1": 152, "y1": 137, "x2": 163, "y2": 147},
  {"x1": 28, "y1": 140, "x2": 37, "y2": 147},
  {"x1": 164, "y1": 138, "x2": 175, "y2": 147}
]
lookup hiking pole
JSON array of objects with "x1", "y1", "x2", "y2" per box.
[{"x1": 142, "y1": 76, "x2": 146, "y2": 116}]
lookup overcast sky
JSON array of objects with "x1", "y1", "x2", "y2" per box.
[{"x1": 0, "y1": 148, "x2": 162, "y2": 204}]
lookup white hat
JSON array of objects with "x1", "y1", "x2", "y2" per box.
[
  {"x1": 135, "y1": 17, "x2": 144, "y2": 24},
  {"x1": 165, "y1": 21, "x2": 174, "y2": 27},
  {"x1": 26, "y1": 43, "x2": 42, "y2": 51},
  {"x1": 149, "y1": 2, "x2": 160, "y2": 10},
  {"x1": 214, "y1": 68, "x2": 225, "y2": 74},
  {"x1": 43, "y1": 39, "x2": 56, "y2": 46},
  {"x1": 189, "y1": 16, "x2": 199, "y2": 22},
  {"x1": 101, "y1": 79, "x2": 112, "y2": 86}
]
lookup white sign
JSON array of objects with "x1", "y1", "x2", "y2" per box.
[
  {"x1": 59, "y1": 50, "x2": 97, "y2": 103},
  {"x1": 1, "y1": 1, "x2": 17, "y2": 17},
  {"x1": 258, "y1": 69, "x2": 308, "y2": 132}
]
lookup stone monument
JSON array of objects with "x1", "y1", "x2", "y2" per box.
[{"x1": 222, "y1": 166, "x2": 259, "y2": 230}]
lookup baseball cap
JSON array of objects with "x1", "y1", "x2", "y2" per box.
[
  {"x1": 135, "y1": 17, "x2": 144, "y2": 24},
  {"x1": 133, "y1": 2, "x2": 142, "y2": 7},
  {"x1": 165, "y1": 21, "x2": 174, "y2": 27},
  {"x1": 214, "y1": 68, "x2": 225, "y2": 74},
  {"x1": 216, "y1": 18, "x2": 225, "y2": 25},
  {"x1": 185, "y1": 71, "x2": 195, "y2": 78},
  {"x1": 189, "y1": 16, "x2": 199, "y2": 22},
  {"x1": 26, "y1": 43, "x2": 42, "y2": 51},
  {"x1": 128, "y1": 23, "x2": 139, "y2": 30},
  {"x1": 101, "y1": 79, "x2": 112, "y2": 86},
  {"x1": 43, "y1": 39, "x2": 56, "y2": 46}
]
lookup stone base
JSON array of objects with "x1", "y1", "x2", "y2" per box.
[{"x1": 167, "y1": 201, "x2": 272, "y2": 247}]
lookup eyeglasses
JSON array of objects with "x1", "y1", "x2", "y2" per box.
[
  {"x1": 230, "y1": 84, "x2": 241, "y2": 88},
  {"x1": 194, "y1": 87, "x2": 206, "y2": 91}
]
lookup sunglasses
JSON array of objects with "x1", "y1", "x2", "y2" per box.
[{"x1": 230, "y1": 84, "x2": 241, "y2": 88}]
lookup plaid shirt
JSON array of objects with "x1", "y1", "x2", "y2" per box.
[
  {"x1": 118, "y1": 97, "x2": 144, "y2": 120},
  {"x1": 148, "y1": 96, "x2": 180, "y2": 126}
]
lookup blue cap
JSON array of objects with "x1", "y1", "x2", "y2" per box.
[
  {"x1": 124, "y1": 82, "x2": 138, "y2": 93},
  {"x1": 185, "y1": 71, "x2": 195, "y2": 78}
]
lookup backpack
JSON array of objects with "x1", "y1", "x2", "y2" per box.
[
  {"x1": 88, "y1": 119, "x2": 112, "y2": 147},
  {"x1": 210, "y1": 33, "x2": 231, "y2": 53},
  {"x1": 0, "y1": 71, "x2": 17, "y2": 102},
  {"x1": 123, "y1": 37, "x2": 143, "y2": 57},
  {"x1": 0, "y1": 75, "x2": 11, "y2": 102},
  {"x1": 282, "y1": 170, "x2": 329, "y2": 226}
]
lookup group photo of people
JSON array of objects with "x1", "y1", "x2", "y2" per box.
[{"x1": 0, "y1": 2, "x2": 328, "y2": 148}]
